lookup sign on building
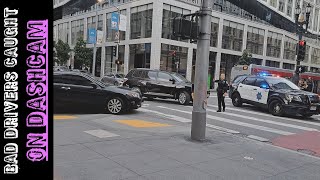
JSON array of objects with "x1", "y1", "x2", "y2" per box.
[
  {"x1": 111, "y1": 12, "x2": 119, "y2": 30},
  {"x1": 119, "y1": 14, "x2": 127, "y2": 31},
  {"x1": 97, "y1": 30, "x2": 104, "y2": 44},
  {"x1": 87, "y1": 28, "x2": 96, "y2": 44}
]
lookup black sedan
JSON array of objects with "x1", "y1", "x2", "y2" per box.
[{"x1": 54, "y1": 71, "x2": 142, "y2": 114}]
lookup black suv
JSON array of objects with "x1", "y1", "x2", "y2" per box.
[
  {"x1": 229, "y1": 75, "x2": 320, "y2": 117},
  {"x1": 124, "y1": 69, "x2": 209, "y2": 105}
]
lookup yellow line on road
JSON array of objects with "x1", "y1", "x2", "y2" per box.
[
  {"x1": 114, "y1": 120, "x2": 171, "y2": 128},
  {"x1": 54, "y1": 115, "x2": 77, "y2": 120}
]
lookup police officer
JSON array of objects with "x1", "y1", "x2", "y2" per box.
[{"x1": 215, "y1": 74, "x2": 229, "y2": 112}]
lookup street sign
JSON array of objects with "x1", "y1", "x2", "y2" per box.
[
  {"x1": 119, "y1": 14, "x2": 127, "y2": 31},
  {"x1": 97, "y1": 30, "x2": 103, "y2": 44},
  {"x1": 87, "y1": 28, "x2": 96, "y2": 44},
  {"x1": 111, "y1": 12, "x2": 119, "y2": 30}
]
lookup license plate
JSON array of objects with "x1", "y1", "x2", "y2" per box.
[{"x1": 310, "y1": 106, "x2": 317, "y2": 111}]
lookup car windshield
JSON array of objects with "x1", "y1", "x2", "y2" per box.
[
  {"x1": 115, "y1": 74, "x2": 124, "y2": 78},
  {"x1": 171, "y1": 73, "x2": 188, "y2": 82},
  {"x1": 266, "y1": 78, "x2": 300, "y2": 90}
]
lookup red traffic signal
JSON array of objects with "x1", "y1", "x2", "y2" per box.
[
  {"x1": 299, "y1": 40, "x2": 305, "y2": 46},
  {"x1": 297, "y1": 40, "x2": 306, "y2": 61}
]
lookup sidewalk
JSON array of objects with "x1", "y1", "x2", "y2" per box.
[{"x1": 54, "y1": 114, "x2": 320, "y2": 180}]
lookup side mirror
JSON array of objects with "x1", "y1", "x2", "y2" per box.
[
  {"x1": 169, "y1": 78, "x2": 175, "y2": 84},
  {"x1": 90, "y1": 83, "x2": 97, "y2": 89}
]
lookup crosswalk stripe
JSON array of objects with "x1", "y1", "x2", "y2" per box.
[
  {"x1": 247, "y1": 135, "x2": 269, "y2": 142},
  {"x1": 157, "y1": 106, "x2": 294, "y2": 135},
  {"x1": 207, "y1": 104, "x2": 320, "y2": 127},
  {"x1": 140, "y1": 108, "x2": 191, "y2": 123},
  {"x1": 141, "y1": 108, "x2": 240, "y2": 134},
  {"x1": 204, "y1": 108, "x2": 318, "y2": 131}
]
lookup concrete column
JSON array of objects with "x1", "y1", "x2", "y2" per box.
[
  {"x1": 280, "y1": 34, "x2": 285, "y2": 60},
  {"x1": 214, "y1": 52, "x2": 221, "y2": 85},
  {"x1": 262, "y1": 29, "x2": 269, "y2": 66},
  {"x1": 242, "y1": 24, "x2": 248, "y2": 51},
  {"x1": 217, "y1": 18, "x2": 224, "y2": 49},
  {"x1": 150, "y1": 0, "x2": 163, "y2": 70},
  {"x1": 186, "y1": 47, "x2": 193, "y2": 81},
  {"x1": 124, "y1": 7, "x2": 131, "y2": 74},
  {"x1": 100, "y1": 13, "x2": 107, "y2": 77},
  {"x1": 84, "y1": 18, "x2": 88, "y2": 42}
]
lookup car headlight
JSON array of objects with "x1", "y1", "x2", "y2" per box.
[
  {"x1": 127, "y1": 92, "x2": 140, "y2": 98},
  {"x1": 285, "y1": 94, "x2": 302, "y2": 102}
]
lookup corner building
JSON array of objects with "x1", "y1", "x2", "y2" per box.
[{"x1": 54, "y1": 0, "x2": 320, "y2": 86}]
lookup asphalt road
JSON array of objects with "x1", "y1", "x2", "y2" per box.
[{"x1": 138, "y1": 95, "x2": 320, "y2": 143}]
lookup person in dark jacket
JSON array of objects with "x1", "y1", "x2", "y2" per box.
[{"x1": 214, "y1": 74, "x2": 229, "y2": 112}]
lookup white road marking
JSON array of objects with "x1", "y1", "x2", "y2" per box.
[
  {"x1": 207, "y1": 104, "x2": 320, "y2": 127},
  {"x1": 140, "y1": 108, "x2": 191, "y2": 123},
  {"x1": 157, "y1": 106, "x2": 294, "y2": 135},
  {"x1": 247, "y1": 135, "x2": 269, "y2": 142},
  {"x1": 206, "y1": 124, "x2": 240, "y2": 134},
  {"x1": 84, "y1": 130, "x2": 119, "y2": 138},
  {"x1": 204, "y1": 108, "x2": 318, "y2": 131}
]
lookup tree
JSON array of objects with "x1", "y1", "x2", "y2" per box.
[
  {"x1": 237, "y1": 49, "x2": 252, "y2": 65},
  {"x1": 55, "y1": 39, "x2": 71, "y2": 66},
  {"x1": 74, "y1": 38, "x2": 93, "y2": 69}
]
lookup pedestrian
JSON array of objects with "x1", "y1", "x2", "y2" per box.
[
  {"x1": 306, "y1": 77, "x2": 314, "y2": 92},
  {"x1": 215, "y1": 74, "x2": 229, "y2": 112}
]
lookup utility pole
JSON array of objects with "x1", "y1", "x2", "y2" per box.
[
  {"x1": 92, "y1": 3, "x2": 99, "y2": 77},
  {"x1": 191, "y1": 0, "x2": 212, "y2": 141},
  {"x1": 115, "y1": 7, "x2": 120, "y2": 74}
]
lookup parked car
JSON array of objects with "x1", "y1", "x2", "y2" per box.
[
  {"x1": 123, "y1": 68, "x2": 210, "y2": 105},
  {"x1": 100, "y1": 73, "x2": 126, "y2": 86},
  {"x1": 54, "y1": 71, "x2": 142, "y2": 114},
  {"x1": 229, "y1": 74, "x2": 320, "y2": 117}
]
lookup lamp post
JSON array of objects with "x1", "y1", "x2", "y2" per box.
[
  {"x1": 293, "y1": 3, "x2": 311, "y2": 85},
  {"x1": 92, "y1": 0, "x2": 104, "y2": 77}
]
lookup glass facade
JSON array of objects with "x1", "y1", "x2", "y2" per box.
[
  {"x1": 283, "y1": 63, "x2": 295, "y2": 70},
  {"x1": 270, "y1": 0, "x2": 277, "y2": 8},
  {"x1": 278, "y1": 0, "x2": 285, "y2": 13},
  {"x1": 267, "y1": 31, "x2": 282, "y2": 58},
  {"x1": 162, "y1": 4, "x2": 191, "y2": 41},
  {"x1": 129, "y1": 43, "x2": 151, "y2": 69},
  {"x1": 105, "y1": 45, "x2": 125, "y2": 74},
  {"x1": 246, "y1": 26, "x2": 264, "y2": 55},
  {"x1": 130, "y1": 4, "x2": 153, "y2": 39},
  {"x1": 221, "y1": 54, "x2": 241, "y2": 83},
  {"x1": 283, "y1": 36, "x2": 296, "y2": 61},
  {"x1": 71, "y1": 19, "x2": 84, "y2": 45},
  {"x1": 222, "y1": 20, "x2": 244, "y2": 52},
  {"x1": 287, "y1": 0, "x2": 293, "y2": 17},
  {"x1": 266, "y1": 60, "x2": 280, "y2": 68},
  {"x1": 106, "y1": 10, "x2": 126, "y2": 42},
  {"x1": 160, "y1": 44, "x2": 188, "y2": 77},
  {"x1": 210, "y1": 17, "x2": 219, "y2": 47}
]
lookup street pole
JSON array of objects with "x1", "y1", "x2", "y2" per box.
[
  {"x1": 293, "y1": 32, "x2": 302, "y2": 85},
  {"x1": 115, "y1": 7, "x2": 120, "y2": 74},
  {"x1": 92, "y1": 3, "x2": 99, "y2": 77},
  {"x1": 191, "y1": 0, "x2": 212, "y2": 141}
]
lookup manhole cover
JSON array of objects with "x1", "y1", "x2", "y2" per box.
[{"x1": 297, "y1": 149, "x2": 316, "y2": 155}]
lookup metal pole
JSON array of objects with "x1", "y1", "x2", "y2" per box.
[
  {"x1": 191, "y1": 0, "x2": 212, "y2": 141},
  {"x1": 92, "y1": 3, "x2": 99, "y2": 77},
  {"x1": 115, "y1": 7, "x2": 120, "y2": 74},
  {"x1": 293, "y1": 32, "x2": 302, "y2": 85}
]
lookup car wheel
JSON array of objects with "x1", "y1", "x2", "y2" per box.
[
  {"x1": 178, "y1": 91, "x2": 191, "y2": 105},
  {"x1": 106, "y1": 97, "x2": 124, "y2": 114},
  {"x1": 268, "y1": 100, "x2": 284, "y2": 116},
  {"x1": 232, "y1": 93, "x2": 242, "y2": 107}
]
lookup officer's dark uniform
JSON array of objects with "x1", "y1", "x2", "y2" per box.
[{"x1": 215, "y1": 79, "x2": 229, "y2": 112}]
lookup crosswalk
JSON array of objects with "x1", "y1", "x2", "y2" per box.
[{"x1": 138, "y1": 99, "x2": 320, "y2": 142}]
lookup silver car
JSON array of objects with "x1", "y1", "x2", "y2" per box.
[{"x1": 100, "y1": 73, "x2": 126, "y2": 86}]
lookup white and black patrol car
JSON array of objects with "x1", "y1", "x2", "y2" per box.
[{"x1": 229, "y1": 75, "x2": 320, "y2": 117}]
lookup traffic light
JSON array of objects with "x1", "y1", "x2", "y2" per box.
[
  {"x1": 112, "y1": 46, "x2": 117, "y2": 57},
  {"x1": 296, "y1": 65, "x2": 306, "y2": 73},
  {"x1": 172, "y1": 17, "x2": 198, "y2": 40},
  {"x1": 297, "y1": 40, "x2": 306, "y2": 61}
]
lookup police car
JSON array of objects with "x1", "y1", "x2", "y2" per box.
[{"x1": 229, "y1": 75, "x2": 320, "y2": 117}]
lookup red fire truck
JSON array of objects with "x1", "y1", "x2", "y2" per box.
[{"x1": 231, "y1": 64, "x2": 320, "y2": 94}]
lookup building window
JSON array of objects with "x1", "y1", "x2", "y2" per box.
[
  {"x1": 246, "y1": 26, "x2": 264, "y2": 55},
  {"x1": 222, "y1": 20, "x2": 244, "y2": 52},
  {"x1": 87, "y1": 16, "x2": 96, "y2": 30},
  {"x1": 105, "y1": 45, "x2": 125, "y2": 74},
  {"x1": 278, "y1": 0, "x2": 285, "y2": 13},
  {"x1": 130, "y1": 4, "x2": 153, "y2": 39},
  {"x1": 283, "y1": 63, "x2": 295, "y2": 70},
  {"x1": 267, "y1": 31, "x2": 282, "y2": 58},
  {"x1": 98, "y1": 14, "x2": 103, "y2": 31},
  {"x1": 210, "y1": 17, "x2": 219, "y2": 47},
  {"x1": 283, "y1": 36, "x2": 296, "y2": 61},
  {"x1": 71, "y1": 21, "x2": 76, "y2": 45},
  {"x1": 71, "y1": 19, "x2": 84, "y2": 45},
  {"x1": 160, "y1": 44, "x2": 188, "y2": 77},
  {"x1": 311, "y1": 48, "x2": 320, "y2": 65},
  {"x1": 106, "y1": 10, "x2": 126, "y2": 42},
  {"x1": 287, "y1": 0, "x2": 293, "y2": 17},
  {"x1": 129, "y1": 43, "x2": 151, "y2": 69},
  {"x1": 162, "y1": 4, "x2": 191, "y2": 41},
  {"x1": 270, "y1": 0, "x2": 277, "y2": 8},
  {"x1": 305, "y1": 45, "x2": 310, "y2": 62},
  {"x1": 303, "y1": 2, "x2": 313, "y2": 30},
  {"x1": 313, "y1": 9, "x2": 319, "y2": 31},
  {"x1": 58, "y1": 24, "x2": 63, "y2": 41},
  {"x1": 266, "y1": 60, "x2": 280, "y2": 68}
]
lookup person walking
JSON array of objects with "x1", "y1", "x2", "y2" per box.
[
  {"x1": 215, "y1": 74, "x2": 229, "y2": 112},
  {"x1": 306, "y1": 77, "x2": 314, "y2": 92}
]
